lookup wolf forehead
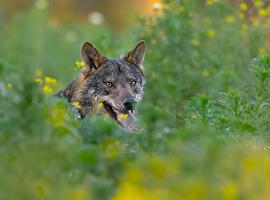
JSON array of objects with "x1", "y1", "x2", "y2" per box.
[{"x1": 92, "y1": 59, "x2": 145, "y2": 84}]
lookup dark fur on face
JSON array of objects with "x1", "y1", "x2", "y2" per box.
[{"x1": 55, "y1": 41, "x2": 146, "y2": 130}]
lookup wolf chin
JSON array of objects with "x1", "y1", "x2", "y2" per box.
[{"x1": 55, "y1": 41, "x2": 146, "y2": 131}]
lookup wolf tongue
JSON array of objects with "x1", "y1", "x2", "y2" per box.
[{"x1": 117, "y1": 110, "x2": 136, "y2": 131}]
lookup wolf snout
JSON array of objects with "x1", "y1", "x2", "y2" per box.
[{"x1": 123, "y1": 97, "x2": 137, "y2": 110}]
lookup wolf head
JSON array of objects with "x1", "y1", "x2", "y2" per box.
[{"x1": 56, "y1": 41, "x2": 146, "y2": 130}]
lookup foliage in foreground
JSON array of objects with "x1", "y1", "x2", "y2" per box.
[{"x1": 1, "y1": 0, "x2": 270, "y2": 199}]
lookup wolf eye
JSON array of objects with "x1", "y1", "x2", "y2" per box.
[
  {"x1": 130, "y1": 80, "x2": 136, "y2": 86},
  {"x1": 105, "y1": 81, "x2": 113, "y2": 87}
]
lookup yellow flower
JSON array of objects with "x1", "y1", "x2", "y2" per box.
[
  {"x1": 35, "y1": 68, "x2": 42, "y2": 77},
  {"x1": 34, "y1": 78, "x2": 43, "y2": 84},
  {"x1": 42, "y1": 85, "x2": 54, "y2": 94},
  {"x1": 207, "y1": 0, "x2": 218, "y2": 6},
  {"x1": 206, "y1": 0, "x2": 212, "y2": 5},
  {"x1": 72, "y1": 102, "x2": 81, "y2": 109},
  {"x1": 119, "y1": 113, "x2": 128, "y2": 119},
  {"x1": 258, "y1": 9, "x2": 267, "y2": 17},
  {"x1": 225, "y1": 16, "x2": 235, "y2": 24},
  {"x1": 240, "y1": 2, "x2": 248, "y2": 11},
  {"x1": 97, "y1": 102, "x2": 104, "y2": 109},
  {"x1": 222, "y1": 182, "x2": 237, "y2": 200},
  {"x1": 207, "y1": 29, "x2": 216, "y2": 37},
  {"x1": 75, "y1": 60, "x2": 86, "y2": 68},
  {"x1": 112, "y1": 182, "x2": 146, "y2": 200},
  {"x1": 44, "y1": 76, "x2": 57, "y2": 84},
  {"x1": 254, "y1": 0, "x2": 263, "y2": 8},
  {"x1": 258, "y1": 47, "x2": 266, "y2": 55}
]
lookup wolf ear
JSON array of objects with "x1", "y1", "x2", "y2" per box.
[
  {"x1": 123, "y1": 41, "x2": 146, "y2": 67},
  {"x1": 81, "y1": 42, "x2": 106, "y2": 74}
]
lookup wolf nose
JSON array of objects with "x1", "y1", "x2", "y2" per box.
[{"x1": 123, "y1": 98, "x2": 136, "y2": 110}]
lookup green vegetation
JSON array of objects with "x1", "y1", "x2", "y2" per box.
[{"x1": 1, "y1": 0, "x2": 270, "y2": 199}]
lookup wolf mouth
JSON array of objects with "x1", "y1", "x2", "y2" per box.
[
  {"x1": 103, "y1": 101, "x2": 136, "y2": 130},
  {"x1": 103, "y1": 101, "x2": 118, "y2": 119}
]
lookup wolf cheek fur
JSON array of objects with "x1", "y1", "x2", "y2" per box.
[{"x1": 55, "y1": 41, "x2": 146, "y2": 130}]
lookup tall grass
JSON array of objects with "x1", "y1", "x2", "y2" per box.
[{"x1": 1, "y1": 0, "x2": 270, "y2": 199}]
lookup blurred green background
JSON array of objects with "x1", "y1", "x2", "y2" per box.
[{"x1": 1, "y1": 0, "x2": 270, "y2": 199}]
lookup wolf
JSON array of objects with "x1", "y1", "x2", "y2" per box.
[{"x1": 55, "y1": 41, "x2": 146, "y2": 130}]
